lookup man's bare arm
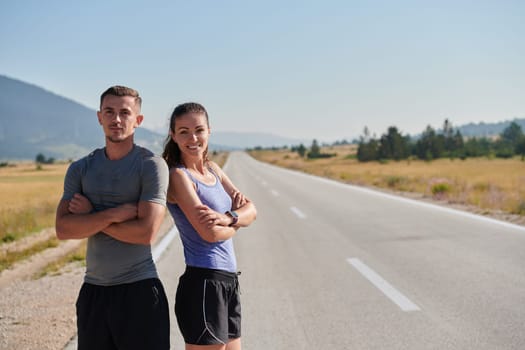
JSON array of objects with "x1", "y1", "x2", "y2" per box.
[
  {"x1": 55, "y1": 199, "x2": 137, "y2": 240},
  {"x1": 102, "y1": 201, "x2": 166, "y2": 245}
]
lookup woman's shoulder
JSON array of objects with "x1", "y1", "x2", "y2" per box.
[
  {"x1": 207, "y1": 161, "x2": 224, "y2": 179},
  {"x1": 169, "y1": 166, "x2": 190, "y2": 180}
]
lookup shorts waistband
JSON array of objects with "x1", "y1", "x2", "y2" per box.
[{"x1": 184, "y1": 265, "x2": 239, "y2": 282}]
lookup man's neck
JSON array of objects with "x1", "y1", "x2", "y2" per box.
[{"x1": 104, "y1": 138, "x2": 135, "y2": 160}]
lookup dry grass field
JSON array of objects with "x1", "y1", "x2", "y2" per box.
[
  {"x1": 0, "y1": 162, "x2": 68, "y2": 243},
  {"x1": 249, "y1": 145, "x2": 525, "y2": 216},
  {"x1": 0, "y1": 151, "x2": 229, "y2": 272},
  {"x1": 1, "y1": 149, "x2": 522, "y2": 272}
]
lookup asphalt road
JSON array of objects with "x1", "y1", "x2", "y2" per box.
[{"x1": 90, "y1": 151, "x2": 525, "y2": 349}]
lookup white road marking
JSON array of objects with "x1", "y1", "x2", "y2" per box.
[
  {"x1": 65, "y1": 225, "x2": 179, "y2": 350},
  {"x1": 347, "y1": 258, "x2": 420, "y2": 312},
  {"x1": 152, "y1": 226, "x2": 178, "y2": 262},
  {"x1": 271, "y1": 189, "x2": 280, "y2": 196},
  {"x1": 290, "y1": 206, "x2": 307, "y2": 219},
  {"x1": 257, "y1": 160, "x2": 525, "y2": 233}
]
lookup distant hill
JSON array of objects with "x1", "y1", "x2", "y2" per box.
[
  {"x1": 0, "y1": 75, "x2": 307, "y2": 160},
  {"x1": 0, "y1": 75, "x2": 167, "y2": 160},
  {"x1": 209, "y1": 131, "x2": 309, "y2": 150},
  {"x1": 457, "y1": 119, "x2": 525, "y2": 138},
  {"x1": 1, "y1": 74, "x2": 523, "y2": 160}
]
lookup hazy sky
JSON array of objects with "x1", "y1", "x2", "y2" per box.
[{"x1": 1, "y1": 0, "x2": 524, "y2": 142}]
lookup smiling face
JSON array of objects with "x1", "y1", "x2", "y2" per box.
[
  {"x1": 97, "y1": 95, "x2": 143, "y2": 143},
  {"x1": 171, "y1": 112, "x2": 210, "y2": 159}
]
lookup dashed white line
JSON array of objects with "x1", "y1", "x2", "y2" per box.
[
  {"x1": 290, "y1": 206, "x2": 306, "y2": 219},
  {"x1": 347, "y1": 258, "x2": 420, "y2": 312}
]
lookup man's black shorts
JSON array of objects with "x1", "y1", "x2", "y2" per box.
[
  {"x1": 175, "y1": 266, "x2": 241, "y2": 345},
  {"x1": 76, "y1": 278, "x2": 170, "y2": 350}
]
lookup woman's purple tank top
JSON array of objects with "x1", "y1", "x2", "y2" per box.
[{"x1": 166, "y1": 167, "x2": 237, "y2": 272}]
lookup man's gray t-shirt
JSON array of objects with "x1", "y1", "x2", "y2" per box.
[{"x1": 61, "y1": 145, "x2": 169, "y2": 286}]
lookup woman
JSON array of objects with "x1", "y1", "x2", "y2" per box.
[{"x1": 162, "y1": 102, "x2": 257, "y2": 350}]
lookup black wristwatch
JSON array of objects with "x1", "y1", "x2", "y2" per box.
[{"x1": 226, "y1": 210, "x2": 239, "y2": 227}]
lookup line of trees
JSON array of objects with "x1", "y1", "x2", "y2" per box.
[
  {"x1": 357, "y1": 120, "x2": 525, "y2": 162},
  {"x1": 291, "y1": 139, "x2": 336, "y2": 159},
  {"x1": 35, "y1": 153, "x2": 55, "y2": 164}
]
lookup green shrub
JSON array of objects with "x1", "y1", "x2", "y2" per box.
[
  {"x1": 386, "y1": 176, "x2": 402, "y2": 188},
  {"x1": 431, "y1": 183, "x2": 451, "y2": 197}
]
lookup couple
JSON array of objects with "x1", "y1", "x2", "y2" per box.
[{"x1": 55, "y1": 85, "x2": 257, "y2": 350}]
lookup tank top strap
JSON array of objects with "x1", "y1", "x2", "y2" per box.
[
  {"x1": 178, "y1": 166, "x2": 198, "y2": 185},
  {"x1": 207, "y1": 164, "x2": 221, "y2": 182}
]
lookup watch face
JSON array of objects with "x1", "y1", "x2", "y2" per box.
[{"x1": 227, "y1": 210, "x2": 239, "y2": 227}]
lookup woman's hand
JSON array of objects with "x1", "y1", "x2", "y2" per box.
[
  {"x1": 68, "y1": 193, "x2": 93, "y2": 214},
  {"x1": 231, "y1": 190, "x2": 247, "y2": 210},
  {"x1": 196, "y1": 204, "x2": 229, "y2": 228}
]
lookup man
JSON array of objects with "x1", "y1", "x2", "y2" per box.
[{"x1": 55, "y1": 86, "x2": 170, "y2": 349}]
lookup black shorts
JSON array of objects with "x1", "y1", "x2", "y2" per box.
[
  {"x1": 76, "y1": 278, "x2": 170, "y2": 350},
  {"x1": 175, "y1": 266, "x2": 241, "y2": 345}
]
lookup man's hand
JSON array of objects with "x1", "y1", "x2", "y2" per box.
[
  {"x1": 68, "y1": 193, "x2": 93, "y2": 214},
  {"x1": 68, "y1": 193, "x2": 137, "y2": 223},
  {"x1": 107, "y1": 203, "x2": 138, "y2": 223}
]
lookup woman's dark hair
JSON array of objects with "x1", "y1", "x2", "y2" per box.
[{"x1": 162, "y1": 102, "x2": 210, "y2": 168}]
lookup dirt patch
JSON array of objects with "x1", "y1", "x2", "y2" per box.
[{"x1": 0, "y1": 216, "x2": 174, "y2": 350}]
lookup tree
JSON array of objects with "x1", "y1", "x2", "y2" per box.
[
  {"x1": 501, "y1": 121, "x2": 523, "y2": 146},
  {"x1": 357, "y1": 138, "x2": 379, "y2": 162},
  {"x1": 443, "y1": 119, "x2": 455, "y2": 153},
  {"x1": 296, "y1": 144, "x2": 306, "y2": 158},
  {"x1": 415, "y1": 125, "x2": 444, "y2": 160},
  {"x1": 495, "y1": 122, "x2": 523, "y2": 158},
  {"x1": 356, "y1": 127, "x2": 379, "y2": 162},
  {"x1": 35, "y1": 153, "x2": 55, "y2": 164},
  {"x1": 516, "y1": 136, "x2": 525, "y2": 160},
  {"x1": 35, "y1": 153, "x2": 46, "y2": 164},
  {"x1": 378, "y1": 126, "x2": 409, "y2": 160},
  {"x1": 441, "y1": 119, "x2": 464, "y2": 158},
  {"x1": 464, "y1": 137, "x2": 491, "y2": 157},
  {"x1": 307, "y1": 139, "x2": 321, "y2": 158}
]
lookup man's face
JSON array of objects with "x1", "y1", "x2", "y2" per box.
[{"x1": 97, "y1": 95, "x2": 143, "y2": 143}]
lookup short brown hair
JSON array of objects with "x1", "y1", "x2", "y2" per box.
[{"x1": 100, "y1": 85, "x2": 142, "y2": 110}]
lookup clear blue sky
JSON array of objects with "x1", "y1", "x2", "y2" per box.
[{"x1": 1, "y1": 0, "x2": 524, "y2": 142}]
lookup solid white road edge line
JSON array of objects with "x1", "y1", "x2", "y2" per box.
[
  {"x1": 64, "y1": 225, "x2": 179, "y2": 350},
  {"x1": 152, "y1": 225, "x2": 179, "y2": 262},
  {"x1": 256, "y1": 159, "x2": 525, "y2": 233},
  {"x1": 347, "y1": 257, "x2": 420, "y2": 312},
  {"x1": 290, "y1": 206, "x2": 307, "y2": 219}
]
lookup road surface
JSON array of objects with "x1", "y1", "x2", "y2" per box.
[{"x1": 71, "y1": 151, "x2": 525, "y2": 349}]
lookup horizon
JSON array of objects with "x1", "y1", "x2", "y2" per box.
[
  {"x1": 1, "y1": 1, "x2": 524, "y2": 142},
  {"x1": 2, "y1": 72, "x2": 524, "y2": 146}
]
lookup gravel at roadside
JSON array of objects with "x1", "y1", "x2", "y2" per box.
[
  {"x1": 0, "y1": 266, "x2": 83, "y2": 350},
  {"x1": 0, "y1": 216, "x2": 174, "y2": 350}
]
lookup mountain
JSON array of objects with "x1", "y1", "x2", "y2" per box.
[
  {"x1": 457, "y1": 119, "x2": 525, "y2": 138},
  {"x1": 0, "y1": 75, "x2": 310, "y2": 160},
  {"x1": 0, "y1": 75, "x2": 167, "y2": 160},
  {"x1": 1, "y1": 75, "x2": 522, "y2": 160}
]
